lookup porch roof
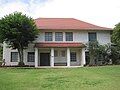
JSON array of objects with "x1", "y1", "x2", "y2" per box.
[{"x1": 35, "y1": 42, "x2": 85, "y2": 48}]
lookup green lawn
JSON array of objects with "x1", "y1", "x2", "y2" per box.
[{"x1": 0, "y1": 66, "x2": 120, "y2": 90}]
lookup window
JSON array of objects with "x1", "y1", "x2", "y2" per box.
[
  {"x1": 55, "y1": 32, "x2": 63, "y2": 41},
  {"x1": 45, "y1": 32, "x2": 52, "y2": 41},
  {"x1": 27, "y1": 52, "x2": 35, "y2": 62},
  {"x1": 88, "y1": 32, "x2": 97, "y2": 41},
  {"x1": 11, "y1": 52, "x2": 18, "y2": 62},
  {"x1": 66, "y1": 32, "x2": 73, "y2": 41},
  {"x1": 54, "y1": 50, "x2": 58, "y2": 57},
  {"x1": 61, "y1": 50, "x2": 65, "y2": 57},
  {"x1": 70, "y1": 52, "x2": 76, "y2": 61}
]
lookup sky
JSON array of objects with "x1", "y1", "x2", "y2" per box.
[{"x1": 0, "y1": 0, "x2": 120, "y2": 28}]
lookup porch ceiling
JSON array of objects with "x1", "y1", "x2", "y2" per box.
[{"x1": 35, "y1": 42, "x2": 85, "y2": 48}]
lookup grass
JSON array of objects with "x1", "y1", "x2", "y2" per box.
[{"x1": 0, "y1": 65, "x2": 120, "y2": 90}]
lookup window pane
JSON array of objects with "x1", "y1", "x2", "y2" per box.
[
  {"x1": 54, "y1": 50, "x2": 58, "y2": 57},
  {"x1": 11, "y1": 52, "x2": 18, "y2": 62},
  {"x1": 45, "y1": 32, "x2": 52, "y2": 41},
  {"x1": 28, "y1": 52, "x2": 35, "y2": 62},
  {"x1": 88, "y1": 32, "x2": 97, "y2": 41},
  {"x1": 70, "y1": 52, "x2": 76, "y2": 61},
  {"x1": 55, "y1": 32, "x2": 63, "y2": 41},
  {"x1": 66, "y1": 32, "x2": 73, "y2": 41},
  {"x1": 61, "y1": 50, "x2": 65, "y2": 57}
]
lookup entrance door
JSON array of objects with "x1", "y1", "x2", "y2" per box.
[{"x1": 40, "y1": 53, "x2": 50, "y2": 66}]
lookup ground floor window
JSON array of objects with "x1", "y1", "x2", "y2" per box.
[
  {"x1": 11, "y1": 52, "x2": 18, "y2": 62},
  {"x1": 61, "y1": 50, "x2": 65, "y2": 57},
  {"x1": 54, "y1": 50, "x2": 58, "y2": 57},
  {"x1": 27, "y1": 52, "x2": 35, "y2": 62},
  {"x1": 70, "y1": 52, "x2": 76, "y2": 61}
]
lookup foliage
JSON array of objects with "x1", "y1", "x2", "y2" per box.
[
  {"x1": 112, "y1": 23, "x2": 120, "y2": 47},
  {"x1": 111, "y1": 45, "x2": 120, "y2": 64},
  {"x1": 97, "y1": 44, "x2": 111, "y2": 65},
  {"x1": 111, "y1": 23, "x2": 120, "y2": 64},
  {"x1": 0, "y1": 12, "x2": 38, "y2": 66},
  {"x1": 87, "y1": 41, "x2": 112, "y2": 66},
  {"x1": 87, "y1": 41, "x2": 99, "y2": 65}
]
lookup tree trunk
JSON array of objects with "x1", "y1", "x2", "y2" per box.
[
  {"x1": 89, "y1": 53, "x2": 95, "y2": 66},
  {"x1": 18, "y1": 44, "x2": 24, "y2": 66}
]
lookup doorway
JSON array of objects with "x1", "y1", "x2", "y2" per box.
[{"x1": 40, "y1": 53, "x2": 50, "y2": 66}]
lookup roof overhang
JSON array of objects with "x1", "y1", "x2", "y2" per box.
[
  {"x1": 35, "y1": 42, "x2": 85, "y2": 48},
  {"x1": 38, "y1": 28, "x2": 113, "y2": 31}
]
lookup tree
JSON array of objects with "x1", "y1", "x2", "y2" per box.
[
  {"x1": 111, "y1": 44, "x2": 120, "y2": 64},
  {"x1": 0, "y1": 12, "x2": 38, "y2": 66},
  {"x1": 87, "y1": 41, "x2": 99, "y2": 65},
  {"x1": 112, "y1": 23, "x2": 120, "y2": 64},
  {"x1": 87, "y1": 41, "x2": 111, "y2": 66},
  {"x1": 112, "y1": 23, "x2": 120, "y2": 47},
  {"x1": 97, "y1": 44, "x2": 111, "y2": 65}
]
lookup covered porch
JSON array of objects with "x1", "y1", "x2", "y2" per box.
[{"x1": 34, "y1": 42, "x2": 86, "y2": 67}]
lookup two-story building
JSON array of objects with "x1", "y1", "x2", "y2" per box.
[{"x1": 3, "y1": 18, "x2": 112, "y2": 67}]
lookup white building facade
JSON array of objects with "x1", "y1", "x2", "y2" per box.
[{"x1": 3, "y1": 18, "x2": 112, "y2": 67}]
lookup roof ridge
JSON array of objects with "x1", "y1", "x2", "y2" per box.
[{"x1": 35, "y1": 17, "x2": 75, "y2": 20}]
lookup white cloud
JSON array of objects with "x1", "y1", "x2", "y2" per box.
[{"x1": 0, "y1": 0, "x2": 120, "y2": 28}]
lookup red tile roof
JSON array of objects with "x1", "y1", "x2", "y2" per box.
[
  {"x1": 35, "y1": 42, "x2": 85, "y2": 48},
  {"x1": 35, "y1": 18, "x2": 112, "y2": 30}
]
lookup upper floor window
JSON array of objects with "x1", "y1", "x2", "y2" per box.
[
  {"x1": 45, "y1": 32, "x2": 52, "y2": 41},
  {"x1": 11, "y1": 52, "x2": 18, "y2": 62},
  {"x1": 88, "y1": 32, "x2": 97, "y2": 41},
  {"x1": 55, "y1": 32, "x2": 63, "y2": 41},
  {"x1": 65, "y1": 32, "x2": 73, "y2": 41},
  {"x1": 27, "y1": 52, "x2": 35, "y2": 62}
]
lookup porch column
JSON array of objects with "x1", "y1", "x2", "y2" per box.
[
  {"x1": 67, "y1": 48, "x2": 70, "y2": 67},
  {"x1": 35, "y1": 48, "x2": 38, "y2": 67},
  {"x1": 81, "y1": 48, "x2": 86, "y2": 66},
  {"x1": 50, "y1": 48, "x2": 54, "y2": 67}
]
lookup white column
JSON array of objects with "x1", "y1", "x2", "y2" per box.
[
  {"x1": 81, "y1": 48, "x2": 86, "y2": 66},
  {"x1": 51, "y1": 48, "x2": 54, "y2": 67},
  {"x1": 35, "y1": 48, "x2": 38, "y2": 67},
  {"x1": 67, "y1": 48, "x2": 70, "y2": 67}
]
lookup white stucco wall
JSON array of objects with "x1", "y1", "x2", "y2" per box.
[
  {"x1": 74, "y1": 30, "x2": 111, "y2": 44},
  {"x1": 36, "y1": 30, "x2": 111, "y2": 44},
  {"x1": 3, "y1": 30, "x2": 111, "y2": 66},
  {"x1": 97, "y1": 31, "x2": 111, "y2": 45},
  {"x1": 3, "y1": 43, "x2": 35, "y2": 66}
]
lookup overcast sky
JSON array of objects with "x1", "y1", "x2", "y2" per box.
[{"x1": 0, "y1": 0, "x2": 120, "y2": 28}]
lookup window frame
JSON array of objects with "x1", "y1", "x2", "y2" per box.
[
  {"x1": 55, "y1": 32, "x2": 63, "y2": 41},
  {"x1": 11, "y1": 52, "x2": 18, "y2": 62},
  {"x1": 27, "y1": 52, "x2": 35, "y2": 62},
  {"x1": 45, "y1": 32, "x2": 53, "y2": 41},
  {"x1": 65, "y1": 32, "x2": 73, "y2": 41}
]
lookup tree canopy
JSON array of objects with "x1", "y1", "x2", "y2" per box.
[
  {"x1": 112, "y1": 23, "x2": 120, "y2": 46},
  {"x1": 0, "y1": 12, "x2": 38, "y2": 66}
]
